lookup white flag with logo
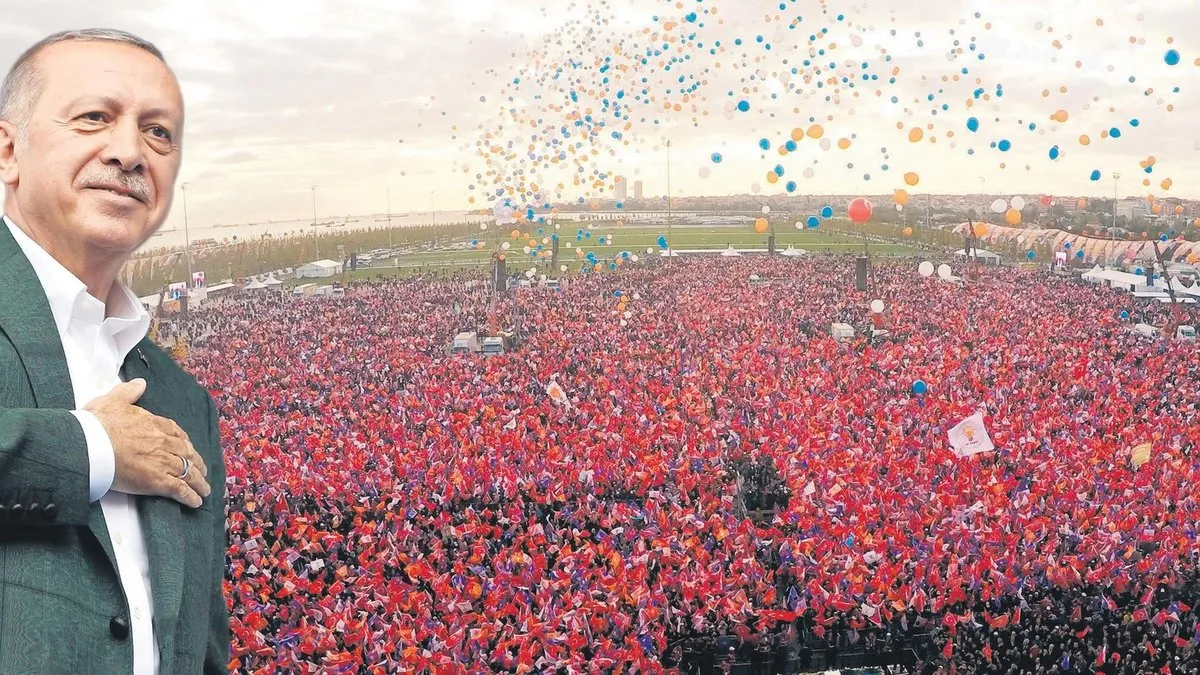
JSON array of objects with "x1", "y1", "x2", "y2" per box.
[{"x1": 947, "y1": 411, "x2": 995, "y2": 458}]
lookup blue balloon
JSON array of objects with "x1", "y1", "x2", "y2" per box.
[
  {"x1": 820, "y1": 206, "x2": 834, "y2": 218},
  {"x1": 1120, "y1": 310, "x2": 1130, "y2": 320},
  {"x1": 807, "y1": 216, "x2": 820, "y2": 227},
  {"x1": 1134, "y1": 267, "x2": 1143, "y2": 275},
  {"x1": 657, "y1": 235, "x2": 669, "y2": 249},
  {"x1": 1064, "y1": 242, "x2": 1071, "y2": 248},
  {"x1": 1076, "y1": 250, "x2": 1084, "y2": 258},
  {"x1": 1026, "y1": 250, "x2": 1036, "y2": 260},
  {"x1": 912, "y1": 380, "x2": 928, "y2": 395}
]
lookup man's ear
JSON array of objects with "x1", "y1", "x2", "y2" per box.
[{"x1": 0, "y1": 121, "x2": 18, "y2": 188}]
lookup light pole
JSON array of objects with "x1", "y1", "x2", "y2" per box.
[
  {"x1": 386, "y1": 188, "x2": 393, "y2": 247},
  {"x1": 1111, "y1": 172, "x2": 1121, "y2": 266},
  {"x1": 311, "y1": 185, "x2": 318, "y2": 258},
  {"x1": 181, "y1": 182, "x2": 193, "y2": 287},
  {"x1": 666, "y1": 139, "x2": 673, "y2": 243},
  {"x1": 430, "y1": 190, "x2": 436, "y2": 227},
  {"x1": 979, "y1": 177, "x2": 986, "y2": 223}
]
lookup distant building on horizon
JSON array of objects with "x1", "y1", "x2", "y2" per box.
[
  {"x1": 633, "y1": 180, "x2": 644, "y2": 200},
  {"x1": 614, "y1": 175, "x2": 628, "y2": 202}
]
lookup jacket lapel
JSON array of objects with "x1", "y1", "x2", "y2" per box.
[
  {"x1": 123, "y1": 346, "x2": 186, "y2": 639},
  {"x1": 0, "y1": 221, "x2": 121, "y2": 569},
  {"x1": 0, "y1": 221, "x2": 75, "y2": 409}
]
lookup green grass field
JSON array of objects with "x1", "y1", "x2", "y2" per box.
[{"x1": 314, "y1": 225, "x2": 922, "y2": 284}]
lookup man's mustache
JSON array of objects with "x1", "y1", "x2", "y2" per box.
[{"x1": 79, "y1": 170, "x2": 151, "y2": 203}]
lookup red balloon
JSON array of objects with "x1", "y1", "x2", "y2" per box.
[
  {"x1": 847, "y1": 197, "x2": 874, "y2": 224},
  {"x1": 1040, "y1": 195, "x2": 1052, "y2": 206}
]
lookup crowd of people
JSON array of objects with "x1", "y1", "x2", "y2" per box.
[{"x1": 165, "y1": 255, "x2": 1200, "y2": 673}]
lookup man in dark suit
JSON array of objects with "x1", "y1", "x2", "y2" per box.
[{"x1": 0, "y1": 29, "x2": 229, "y2": 673}]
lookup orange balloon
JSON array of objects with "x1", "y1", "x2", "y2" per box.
[
  {"x1": 908, "y1": 127, "x2": 924, "y2": 143},
  {"x1": 1050, "y1": 110, "x2": 1069, "y2": 123},
  {"x1": 766, "y1": 172, "x2": 779, "y2": 184},
  {"x1": 903, "y1": 227, "x2": 913, "y2": 236},
  {"x1": 754, "y1": 218, "x2": 769, "y2": 233},
  {"x1": 904, "y1": 172, "x2": 920, "y2": 186},
  {"x1": 807, "y1": 124, "x2": 825, "y2": 139},
  {"x1": 1005, "y1": 208, "x2": 1021, "y2": 225},
  {"x1": 791, "y1": 128, "x2": 804, "y2": 142},
  {"x1": 974, "y1": 222, "x2": 990, "y2": 236},
  {"x1": 1077, "y1": 199, "x2": 1087, "y2": 210},
  {"x1": 893, "y1": 189, "x2": 910, "y2": 206},
  {"x1": 1079, "y1": 134, "x2": 1091, "y2": 146},
  {"x1": 837, "y1": 138, "x2": 851, "y2": 150}
]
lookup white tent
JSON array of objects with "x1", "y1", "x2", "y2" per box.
[
  {"x1": 658, "y1": 249, "x2": 680, "y2": 257},
  {"x1": 295, "y1": 259, "x2": 343, "y2": 278},
  {"x1": 262, "y1": 275, "x2": 283, "y2": 287},
  {"x1": 242, "y1": 279, "x2": 267, "y2": 290},
  {"x1": 1084, "y1": 268, "x2": 1147, "y2": 291},
  {"x1": 952, "y1": 248, "x2": 1001, "y2": 264},
  {"x1": 781, "y1": 246, "x2": 807, "y2": 257},
  {"x1": 720, "y1": 245, "x2": 742, "y2": 257}
]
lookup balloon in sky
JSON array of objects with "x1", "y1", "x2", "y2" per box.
[{"x1": 847, "y1": 198, "x2": 873, "y2": 224}]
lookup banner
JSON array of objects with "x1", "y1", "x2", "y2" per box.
[
  {"x1": 192, "y1": 270, "x2": 206, "y2": 288},
  {"x1": 948, "y1": 412, "x2": 995, "y2": 458}
]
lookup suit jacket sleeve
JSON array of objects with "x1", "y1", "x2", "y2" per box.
[
  {"x1": 203, "y1": 394, "x2": 232, "y2": 674},
  {"x1": 0, "y1": 407, "x2": 92, "y2": 527}
]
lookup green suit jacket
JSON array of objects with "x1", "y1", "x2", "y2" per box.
[{"x1": 0, "y1": 222, "x2": 229, "y2": 674}]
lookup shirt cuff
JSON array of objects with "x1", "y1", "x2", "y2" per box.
[{"x1": 70, "y1": 410, "x2": 116, "y2": 502}]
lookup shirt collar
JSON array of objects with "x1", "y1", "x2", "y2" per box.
[{"x1": 2, "y1": 214, "x2": 151, "y2": 360}]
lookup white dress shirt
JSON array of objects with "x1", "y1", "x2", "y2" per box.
[{"x1": 3, "y1": 215, "x2": 158, "y2": 675}]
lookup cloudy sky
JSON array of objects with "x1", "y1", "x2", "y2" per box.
[{"x1": 1, "y1": 0, "x2": 1197, "y2": 232}]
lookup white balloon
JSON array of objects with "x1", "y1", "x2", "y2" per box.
[
  {"x1": 795, "y1": 221, "x2": 805, "y2": 229},
  {"x1": 1010, "y1": 196, "x2": 1026, "y2": 210},
  {"x1": 895, "y1": 203, "x2": 903, "y2": 211},
  {"x1": 850, "y1": 34, "x2": 864, "y2": 47},
  {"x1": 870, "y1": 299, "x2": 885, "y2": 313},
  {"x1": 990, "y1": 198, "x2": 1008, "y2": 214},
  {"x1": 937, "y1": 263, "x2": 952, "y2": 280},
  {"x1": 630, "y1": 255, "x2": 638, "y2": 262},
  {"x1": 699, "y1": 166, "x2": 711, "y2": 179},
  {"x1": 819, "y1": 138, "x2": 832, "y2": 151},
  {"x1": 762, "y1": 206, "x2": 771, "y2": 214},
  {"x1": 918, "y1": 261, "x2": 935, "y2": 277},
  {"x1": 751, "y1": 183, "x2": 762, "y2": 194},
  {"x1": 560, "y1": 265, "x2": 568, "y2": 272},
  {"x1": 501, "y1": 242, "x2": 511, "y2": 250},
  {"x1": 803, "y1": 168, "x2": 815, "y2": 179}
]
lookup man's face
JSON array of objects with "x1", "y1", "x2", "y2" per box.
[{"x1": 1, "y1": 40, "x2": 183, "y2": 256}]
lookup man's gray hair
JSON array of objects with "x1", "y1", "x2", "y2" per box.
[{"x1": 0, "y1": 29, "x2": 165, "y2": 133}]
